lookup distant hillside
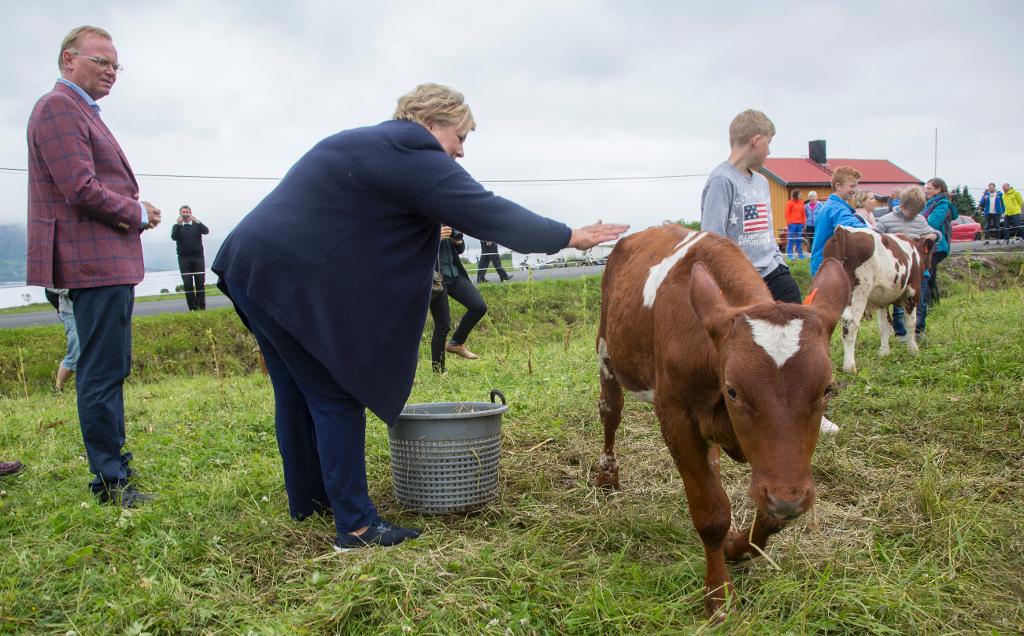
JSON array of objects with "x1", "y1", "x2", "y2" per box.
[{"x1": 0, "y1": 225, "x2": 26, "y2": 283}]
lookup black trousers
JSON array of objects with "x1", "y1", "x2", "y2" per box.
[
  {"x1": 429, "y1": 274, "x2": 487, "y2": 370},
  {"x1": 69, "y1": 285, "x2": 135, "y2": 494},
  {"x1": 763, "y1": 264, "x2": 802, "y2": 304},
  {"x1": 985, "y1": 214, "x2": 1000, "y2": 241},
  {"x1": 477, "y1": 253, "x2": 509, "y2": 282},
  {"x1": 178, "y1": 255, "x2": 206, "y2": 310}
]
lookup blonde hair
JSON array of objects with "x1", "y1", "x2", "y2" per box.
[
  {"x1": 394, "y1": 83, "x2": 476, "y2": 134},
  {"x1": 831, "y1": 166, "x2": 861, "y2": 189},
  {"x1": 850, "y1": 190, "x2": 875, "y2": 209},
  {"x1": 729, "y1": 109, "x2": 775, "y2": 147},
  {"x1": 59, "y1": 25, "x2": 111, "y2": 70},
  {"x1": 900, "y1": 186, "x2": 926, "y2": 213}
]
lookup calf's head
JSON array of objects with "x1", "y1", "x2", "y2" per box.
[{"x1": 689, "y1": 260, "x2": 850, "y2": 520}]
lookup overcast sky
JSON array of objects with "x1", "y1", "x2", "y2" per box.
[{"x1": 1, "y1": 0, "x2": 1021, "y2": 257}]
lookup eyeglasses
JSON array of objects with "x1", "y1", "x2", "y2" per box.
[{"x1": 71, "y1": 52, "x2": 124, "y2": 73}]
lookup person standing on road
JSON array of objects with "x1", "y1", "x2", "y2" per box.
[
  {"x1": 170, "y1": 205, "x2": 209, "y2": 310},
  {"x1": 1001, "y1": 183, "x2": 1022, "y2": 243},
  {"x1": 476, "y1": 239, "x2": 513, "y2": 282},
  {"x1": 978, "y1": 183, "x2": 1004, "y2": 244},
  {"x1": 26, "y1": 25, "x2": 162, "y2": 507},
  {"x1": 804, "y1": 190, "x2": 821, "y2": 246}
]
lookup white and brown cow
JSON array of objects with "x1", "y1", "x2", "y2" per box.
[
  {"x1": 595, "y1": 225, "x2": 850, "y2": 618},
  {"x1": 823, "y1": 226, "x2": 935, "y2": 374}
]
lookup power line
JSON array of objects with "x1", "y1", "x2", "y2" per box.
[{"x1": 0, "y1": 166, "x2": 708, "y2": 184}]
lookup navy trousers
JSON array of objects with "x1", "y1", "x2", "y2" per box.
[
  {"x1": 226, "y1": 279, "x2": 377, "y2": 534},
  {"x1": 69, "y1": 285, "x2": 135, "y2": 493}
]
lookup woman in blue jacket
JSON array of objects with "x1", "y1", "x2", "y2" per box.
[
  {"x1": 213, "y1": 84, "x2": 627, "y2": 552},
  {"x1": 923, "y1": 177, "x2": 957, "y2": 305}
]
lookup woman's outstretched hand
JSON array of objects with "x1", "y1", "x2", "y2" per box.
[{"x1": 568, "y1": 220, "x2": 630, "y2": 250}]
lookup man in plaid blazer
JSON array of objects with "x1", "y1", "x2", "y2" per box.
[{"x1": 26, "y1": 25, "x2": 162, "y2": 507}]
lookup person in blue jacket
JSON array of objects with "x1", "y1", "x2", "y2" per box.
[
  {"x1": 922, "y1": 177, "x2": 958, "y2": 305},
  {"x1": 808, "y1": 166, "x2": 867, "y2": 276},
  {"x1": 977, "y1": 182, "x2": 1004, "y2": 244},
  {"x1": 212, "y1": 84, "x2": 628, "y2": 552}
]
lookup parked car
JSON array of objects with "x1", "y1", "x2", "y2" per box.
[{"x1": 950, "y1": 216, "x2": 982, "y2": 242}]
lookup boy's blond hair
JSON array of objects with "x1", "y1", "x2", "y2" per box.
[
  {"x1": 831, "y1": 166, "x2": 861, "y2": 189},
  {"x1": 729, "y1": 109, "x2": 775, "y2": 147},
  {"x1": 900, "y1": 186, "x2": 926, "y2": 213}
]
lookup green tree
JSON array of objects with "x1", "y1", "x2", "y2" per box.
[{"x1": 951, "y1": 185, "x2": 978, "y2": 220}]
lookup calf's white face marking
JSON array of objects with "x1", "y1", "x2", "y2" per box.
[
  {"x1": 642, "y1": 232, "x2": 707, "y2": 308},
  {"x1": 745, "y1": 317, "x2": 804, "y2": 367}
]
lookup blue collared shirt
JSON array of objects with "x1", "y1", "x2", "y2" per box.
[{"x1": 57, "y1": 78, "x2": 147, "y2": 227}]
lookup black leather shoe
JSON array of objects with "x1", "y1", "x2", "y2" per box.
[{"x1": 97, "y1": 484, "x2": 153, "y2": 508}]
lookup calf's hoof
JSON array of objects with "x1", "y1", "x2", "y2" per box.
[
  {"x1": 595, "y1": 453, "x2": 620, "y2": 489},
  {"x1": 841, "y1": 362, "x2": 856, "y2": 374},
  {"x1": 704, "y1": 581, "x2": 734, "y2": 621}
]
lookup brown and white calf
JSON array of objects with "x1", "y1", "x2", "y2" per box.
[
  {"x1": 823, "y1": 226, "x2": 935, "y2": 374},
  {"x1": 596, "y1": 225, "x2": 849, "y2": 618}
]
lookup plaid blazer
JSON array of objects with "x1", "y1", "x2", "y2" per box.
[{"x1": 26, "y1": 82, "x2": 144, "y2": 288}]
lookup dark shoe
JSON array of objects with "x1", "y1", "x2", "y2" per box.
[
  {"x1": 477, "y1": 278, "x2": 488, "y2": 284},
  {"x1": 0, "y1": 460, "x2": 24, "y2": 477},
  {"x1": 333, "y1": 517, "x2": 421, "y2": 552},
  {"x1": 445, "y1": 343, "x2": 479, "y2": 360},
  {"x1": 97, "y1": 484, "x2": 153, "y2": 508},
  {"x1": 502, "y1": 274, "x2": 514, "y2": 281}
]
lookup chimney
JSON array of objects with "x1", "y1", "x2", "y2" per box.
[{"x1": 809, "y1": 140, "x2": 827, "y2": 165}]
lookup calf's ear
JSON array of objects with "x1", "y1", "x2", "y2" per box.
[
  {"x1": 807, "y1": 258, "x2": 851, "y2": 336},
  {"x1": 689, "y1": 262, "x2": 731, "y2": 343}
]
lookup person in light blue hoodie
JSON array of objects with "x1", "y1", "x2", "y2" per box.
[{"x1": 808, "y1": 166, "x2": 867, "y2": 276}]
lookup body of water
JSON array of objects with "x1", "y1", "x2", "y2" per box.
[{"x1": 0, "y1": 270, "x2": 208, "y2": 309}]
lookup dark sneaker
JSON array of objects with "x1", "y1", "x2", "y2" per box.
[
  {"x1": 97, "y1": 484, "x2": 153, "y2": 508},
  {"x1": 0, "y1": 460, "x2": 24, "y2": 477},
  {"x1": 333, "y1": 517, "x2": 421, "y2": 552},
  {"x1": 502, "y1": 274, "x2": 515, "y2": 281}
]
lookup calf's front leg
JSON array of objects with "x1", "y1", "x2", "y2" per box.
[{"x1": 660, "y1": 409, "x2": 734, "y2": 619}]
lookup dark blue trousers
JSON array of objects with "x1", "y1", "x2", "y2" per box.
[
  {"x1": 69, "y1": 285, "x2": 135, "y2": 493},
  {"x1": 226, "y1": 279, "x2": 377, "y2": 535}
]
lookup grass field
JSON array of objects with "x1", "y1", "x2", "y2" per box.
[{"x1": 0, "y1": 255, "x2": 1022, "y2": 634}]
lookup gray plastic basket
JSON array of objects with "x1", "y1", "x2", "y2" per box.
[{"x1": 389, "y1": 389, "x2": 507, "y2": 514}]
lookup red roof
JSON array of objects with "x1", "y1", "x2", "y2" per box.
[{"x1": 760, "y1": 157, "x2": 922, "y2": 187}]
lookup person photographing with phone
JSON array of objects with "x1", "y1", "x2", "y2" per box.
[{"x1": 171, "y1": 205, "x2": 210, "y2": 310}]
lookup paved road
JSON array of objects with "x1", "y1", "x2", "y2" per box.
[
  {"x1": 0, "y1": 264, "x2": 609, "y2": 329},
  {"x1": 2, "y1": 242, "x2": 1019, "y2": 329}
]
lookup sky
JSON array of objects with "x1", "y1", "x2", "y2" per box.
[{"x1": 1, "y1": 0, "x2": 1022, "y2": 259}]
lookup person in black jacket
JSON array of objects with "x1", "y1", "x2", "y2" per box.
[
  {"x1": 170, "y1": 205, "x2": 210, "y2": 310},
  {"x1": 431, "y1": 225, "x2": 487, "y2": 370},
  {"x1": 476, "y1": 239, "x2": 512, "y2": 282}
]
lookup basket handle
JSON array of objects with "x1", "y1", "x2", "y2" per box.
[{"x1": 489, "y1": 389, "x2": 506, "y2": 405}]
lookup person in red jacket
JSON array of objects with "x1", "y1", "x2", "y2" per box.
[
  {"x1": 784, "y1": 189, "x2": 806, "y2": 259},
  {"x1": 26, "y1": 25, "x2": 162, "y2": 507}
]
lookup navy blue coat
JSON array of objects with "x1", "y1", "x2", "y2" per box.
[{"x1": 213, "y1": 120, "x2": 571, "y2": 424}]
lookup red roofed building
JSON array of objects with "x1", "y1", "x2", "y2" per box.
[{"x1": 758, "y1": 140, "x2": 923, "y2": 238}]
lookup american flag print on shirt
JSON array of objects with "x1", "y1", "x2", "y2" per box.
[{"x1": 743, "y1": 203, "x2": 769, "y2": 233}]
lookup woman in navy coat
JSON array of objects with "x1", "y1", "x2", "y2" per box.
[{"x1": 213, "y1": 84, "x2": 627, "y2": 551}]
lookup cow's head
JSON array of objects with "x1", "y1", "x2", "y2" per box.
[
  {"x1": 911, "y1": 236, "x2": 935, "y2": 270},
  {"x1": 689, "y1": 259, "x2": 850, "y2": 521}
]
